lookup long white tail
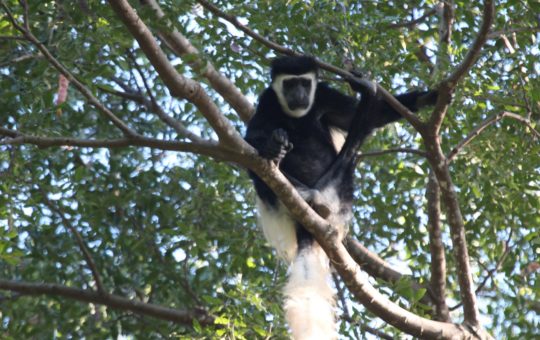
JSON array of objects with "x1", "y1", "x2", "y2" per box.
[{"x1": 284, "y1": 245, "x2": 337, "y2": 340}]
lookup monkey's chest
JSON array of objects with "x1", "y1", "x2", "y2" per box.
[{"x1": 280, "y1": 126, "x2": 337, "y2": 187}]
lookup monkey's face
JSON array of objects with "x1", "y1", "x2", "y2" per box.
[{"x1": 272, "y1": 72, "x2": 317, "y2": 118}]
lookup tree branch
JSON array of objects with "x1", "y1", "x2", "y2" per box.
[
  {"x1": 358, "y1": 148, "x2": 427, "y2": 159},
  {"x1": 107, "y1": 0, "x2": 244, "y2": 147},
  {"x1": 430, "y1": 0, "x2": 495, "y2": 132},
  {"x1": 124, "y1": 50, "x2": 206, "y2": 143},
  {"x1": 40, "y1": 194, "x2": 106, "y2": 294},
  {"x1": 0, "y1": 1, "x2": 138, "y2": 138},
  {"x1": 423, "y1": 134, "x2": 482, "y2": 329},
  {"x1": 0, "y1": 127, "x2": 236, "y2": 162},
  {"x1": 447, "y1": 111, "x2": 540, "y2": 162},
  {"x1": 426, "y1": 172, "x2": 451, "y2": 322},
  {"x1": 438, "y1": 1, "x2": 455, "y2": 46},
  {"x1": 450, "y1": 230, "x2": 513, "y2": 311},
  {"x1": 0, "y1": 34, "x2": 26, "y2": 40},
  {"x1": 0, "y1": 279, "x2": 214, "y2": 326},
  {"x1": 141, "y1": 0, "x2": 254, "y2": 123},
  {"x1": 245, "y1": 157, "x2": 479, "y2": 338},
  {"x1": 344, "y1": 237, "x2": 434, "y2": 307},
  {"x1": 487, "y1": 26, "x2": 540, "y2": 40},
  {"x1": 442, "y1": 0, "x2": 495, "y2": 89},
  {"x1": 386, "y1": 7, "x2": 438, "y2": 29}
]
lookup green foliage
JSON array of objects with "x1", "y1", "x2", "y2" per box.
[{"x1": 1, "y1": 0, "x2": 539, "y2": 338}]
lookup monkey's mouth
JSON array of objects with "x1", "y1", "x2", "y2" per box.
[{"x1": 287, "y1": 99, "x2": 310, "y2": 110}]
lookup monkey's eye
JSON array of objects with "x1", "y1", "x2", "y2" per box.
[{"x1": 300, "y1": 78, "x2": 312, "y2": 88}]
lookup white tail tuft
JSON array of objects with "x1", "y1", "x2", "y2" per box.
[{"x1": 284, "y1": 245, "x2": 337, "y2": 340}]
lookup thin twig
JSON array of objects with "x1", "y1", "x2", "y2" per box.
[
  {"x1": 1, "y1": 1, "x2": 138, "y2": 137},
  {"x1": 386, "y1": 7, "x2": 437, "y2": 29},
  {"x1": 125, "y1": 50, "x2": 205, "y2": 143},
  {"x1": 41, "y1": 193, "x2": 106, "y2": 294},
  {"x1": 488, "y1": 26, "x2": 540, "y2": 39},
  {"x1": 449, "y1": 230, "x2": 513, "y2": 311},
  {"x1": 0, "y1": 34, "x2": 26, "y2": 40},
  {"x1": 358, "y1": 148, "x2": 427, "y2": 159},
  {"x1": 448, "y1": 111, "x2": 540, "y2": 161}
]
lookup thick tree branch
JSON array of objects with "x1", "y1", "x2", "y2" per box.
[
  {"x1": 419, "y1": 4, "x2": 495, "y2": 329},
  {"x1": 245, "y1": 156, "x2": 480, "y2": 338},
  {"x1": 426, "y1": 172, "x2": 451, "y2": 322},
  {"x1": 2, "y1": 120, "x2": 468, "y2": 335},
  {"x1": 141, "y1": 0, "x2": 254, "y2": 123},
  {"x1": 0, "y1": 1, "x2": 138, "y2": 138},
  {"x1": 0, "y1": 280, "x2": 214, "y2": 326},
  {"x1": 344, "y1": 237, "x2": 434, "y2": 307},
  {"x1": 430, "y1": 0, "x2": 494, "y2": 132},
  {"x1": 441, "y1": 1, "x2": 495, "y2": 89},
  {"x1": 107, "y1": 0, "x2": 244, "y2": 147},
  {"x1": 423, "y1": 134, "x2": 482, "y2": 329}
]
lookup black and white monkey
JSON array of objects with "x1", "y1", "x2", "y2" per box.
[{"x1": 245, "y1": 56, "x2": 436, "y2": 339}]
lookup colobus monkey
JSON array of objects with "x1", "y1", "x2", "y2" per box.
[{"x1": 245, "y1": 56, "x2": 436, "y2": 339}]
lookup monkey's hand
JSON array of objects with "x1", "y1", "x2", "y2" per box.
[
  {"x1": 261, "y1": 128, "x2": 293, "y2": 163},
  {"x1": 416, "y1": 89, "x2": 453, "y2": 109},
  {"x1": 347, "y1": 71, "x2": 377, "y2": 97}
]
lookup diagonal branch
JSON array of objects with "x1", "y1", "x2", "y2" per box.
[
  {"x1": 40, "y1": 194, "x2": 106, "y2": 294},
  {"x1": 141, "y1": 0, "x2": 254, "y2": 123},
  {"x1": 0, "y1": 1, "x2": 138, "y2": 138},
  {"x1": 430, "y1": 0, "x2": 495, "y2": 132},
  {"x1": 0, "y1": 279, "x2": 215, "y2": 326},
  {"x1": 107, "y1": 0, "x2": 244, "y2": 147},
  {"x1": 245, "y1": 156, "x2": 482, "y2": 338},
  {"x1": 344, "y1": 237, "x2": 434, "y2": 307},
  {"x1": 448, "y1": 111, "x2": 540, "y2": 161},
  {"x1": 124, "y1": 50, "x2": 206, "y2": 143},
  {"x1": 443, "y1": 0, "x2": 494, "y2": 88},
  {"x1": 449, "y1": 229, "x2": 513, "y2": 311},
  {"x1": 386, "y1": 7, "x2": 438, "y2": 29}
]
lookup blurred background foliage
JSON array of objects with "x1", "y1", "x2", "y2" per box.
[{"x1": 0, "y1": 0, "x2": 538, "y2": 338}]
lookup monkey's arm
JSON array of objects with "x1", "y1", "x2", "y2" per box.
[
  {"x1": 245, "y1": 90, "x2": 293, "y2": 163},
  {"x1": 347, "y1": 77, "x2": 438, "y2": 128},
  {"x1": 316, "y1": 82, "x2": 359, "y2": 130},
  {"x1": 369, "y1": 90, "x2": 438, "y2": 128}
]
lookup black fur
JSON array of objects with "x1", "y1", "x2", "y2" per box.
[{"x1": 246, "y1": 56, "x2": 436, "y2": 249}]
